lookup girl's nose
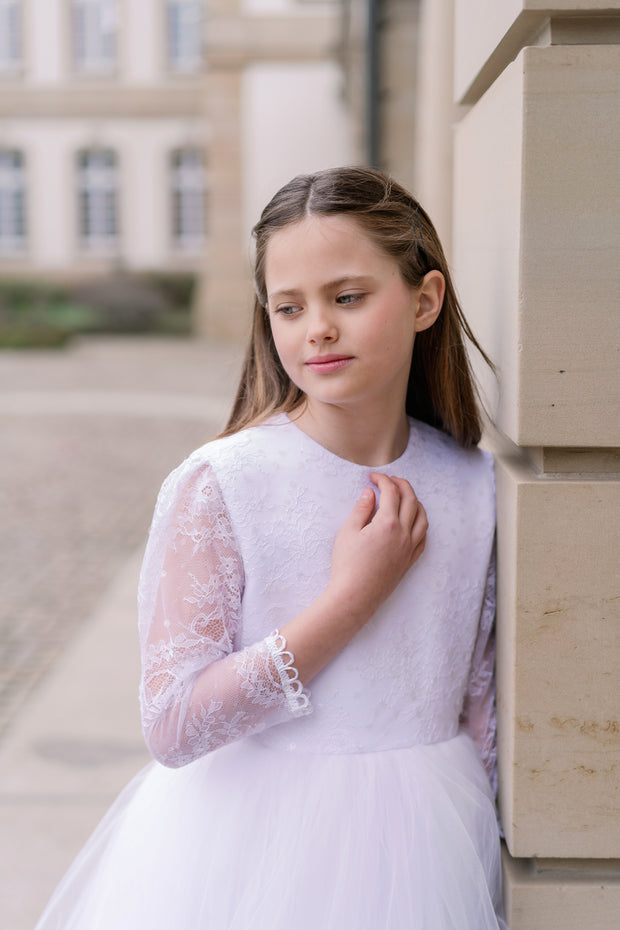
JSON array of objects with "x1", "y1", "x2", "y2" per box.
[{"x1": 306, "y1": 306, "x2": 338, "y2": 344}]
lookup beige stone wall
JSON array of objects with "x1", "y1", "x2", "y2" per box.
[
  {"x1": 412, "y1": 0, "x2": 458, "y2": 256},
  {"x1": 448, "y1": 1, "x2": 620, "y2": 926}
]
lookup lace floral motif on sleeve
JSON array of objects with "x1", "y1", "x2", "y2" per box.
[
  {"x1": 460, "y1": 543, "x2": 498, "y2": 797},
  {"x1": 138, "y1": 459, "x2": 311, "y2": 768}
]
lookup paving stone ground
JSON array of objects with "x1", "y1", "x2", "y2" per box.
[{"x1": 0, "y1": 335, "x2": 244, "y2": 742}]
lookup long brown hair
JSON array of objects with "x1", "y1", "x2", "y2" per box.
[{"x1": 222, "y1": 166, "x2": 493, "y2": 448}]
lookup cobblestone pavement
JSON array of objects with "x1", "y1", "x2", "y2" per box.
[{"x1": 0, "y1": 335, "x2": 244, "y2": 740}]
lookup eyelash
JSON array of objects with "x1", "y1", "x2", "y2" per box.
[
  {"x1": 273, "y1": 293, "x2": 365, "y2": 315},
  {"x1": 337, "y1": 293, "x2": 364, "y2": 306},
  {"x1": 274, "y1": 304, "x2": 302, "y2": 316}
]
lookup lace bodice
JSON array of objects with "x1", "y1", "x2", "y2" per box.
[{"x1": 138, "y1": 415, "x2": 497, "y2": 783}]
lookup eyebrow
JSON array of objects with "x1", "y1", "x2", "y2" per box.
[{"x1": 267, "y1": 275, "x2": 374, "y2": 301}]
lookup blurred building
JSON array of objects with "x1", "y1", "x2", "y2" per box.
[
  {"x1": 0, "y1": 0, "x2": 207, "y2": 278},
  {"x1": 0, "y1": 0, "x2": 351, "y2": 316}
]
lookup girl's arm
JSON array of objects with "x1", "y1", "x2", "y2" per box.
[
  {"x1": 139, "y1": 464, "x2": 426, "y2": 768},
  {"x1": 460, "y1": 543, "x2": 498, "y2": 796},
  {"x1": 139, "y1": 460, "x2": 309, "y2": 768}
]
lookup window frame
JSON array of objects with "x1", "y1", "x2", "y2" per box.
[
  {"x1": 170, "y1": 146, "x2": 206, "y2": 251},
  {"x1": 76, "y1": 147, "x2": 120, "y2": 253},
  {"x1": 165, "y1": 0, "x2": 203, "y2": 74},
  {"x1": 0, "y1": 0, "x2": 22, "y2": 75},
  {"x1": 70, "y1": 0, "x2": 119, "y2": 76},
  {"x1": 0, "y1": 148, "x2": 27, "y2": 255}
]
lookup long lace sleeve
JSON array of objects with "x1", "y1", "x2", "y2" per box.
[
  {"x1": 460, "y1": 543, "x2": 498, "y2": 797},
  {"x1": 138, "y1": 458, "x2": 312, "y2": 768}
]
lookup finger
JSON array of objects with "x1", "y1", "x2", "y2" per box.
[
  {"x1": 389, "y1": 476, "x2": 418, "y2": 526},
  {"x1": 344, "y1": 487, "x2": 376, "y2": 531},
  {"x1": 411, "y1": 536, "x2": 426, "y2": 564},
  {"x1": 410, "y1": 500, "x2": 429, "y2": 546},
  {"x1": 369, "y1": 472, "x2": 401, "y2": 519}
]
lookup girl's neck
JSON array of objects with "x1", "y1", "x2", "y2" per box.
[{"x1": 290, "y1": 400, "x2": 410, "y2": 467}]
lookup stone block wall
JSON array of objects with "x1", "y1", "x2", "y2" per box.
[{"x1": 447, "y1": 2, "x2": 620, "y2": 925}]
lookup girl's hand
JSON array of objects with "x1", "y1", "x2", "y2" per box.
[
  {"x1": 278, "y1": 474, "x2": 428, "y2": 683},
  {"x1": 328, "y1": 473, "x2": 428, "y2": 619}
]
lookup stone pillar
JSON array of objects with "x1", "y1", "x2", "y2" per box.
[
  {"x1": 194, "y1": 0, "x2": 249, "y2": 341},
  {"x1": 197, "y1": 66, "x2": 251, "y2": 341},
  {"x1": 449, "y1": 2, "x2": 620, "y2": 926},
  {"x1": 412, "y1": 0, "x2": 457, "y2": 256},
  {"x1": 194, "y1": 0, "x2": 344, "y2": 342}
]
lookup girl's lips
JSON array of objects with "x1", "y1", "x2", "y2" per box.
[{"x1": 304, "y1": 355, "x2": 354, "y2": 373}]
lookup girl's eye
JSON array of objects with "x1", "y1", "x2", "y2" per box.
[
  {"x1": 274, "y1": 304, "x2": 302, "y2": 316},
  {"x1": 337, "y1": 293, "x2": 364, "y2": 306}
]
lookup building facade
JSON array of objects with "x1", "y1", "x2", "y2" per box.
[
  {"x1": 0, "y1": 0, "x2": 351, "y2": 323},
  {"x1": 0, "y1": 0, "x2": 207, "y2": 278}
]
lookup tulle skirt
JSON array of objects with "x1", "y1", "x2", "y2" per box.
[{"x1": 35, "y1": 732, "x2": 506, "y2": 929}]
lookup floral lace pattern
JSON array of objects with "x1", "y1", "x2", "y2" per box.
[{"x1": 459, "y1": 543, "x2": 498, "y2": 795}]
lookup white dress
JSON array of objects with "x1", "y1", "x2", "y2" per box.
[{"x1": 36, "y1": 414, "x2": 506, "y2": 930}]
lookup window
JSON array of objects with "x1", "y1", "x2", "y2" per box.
[
  {"x1": 166, "y1": 0, "x2": 203, "y2": 73},
  {"x1": 171, "y1": 148, "x2": 205, "y2": 248},
  {"x1": 0, "y1": 149, "x2": 26, "y2": 254},
  {"x1": 71, "y1": 0, "x2": 118, "y2": 74},
  {"x1": 77, "y1": 149, "x2": 118, "y2": 250},
  {"x1": 0, "y1": 0, "x2": 21, "y2": 74}
]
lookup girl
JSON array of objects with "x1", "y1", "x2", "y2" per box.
[{"x1": 37, "y1": 167, "x2": 505, "y2": 929}]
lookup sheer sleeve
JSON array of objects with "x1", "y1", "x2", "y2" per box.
[
  {"x1": 460, "y1": 542, "x2": 498, "y2": 797},
  {"x1": 138, "y1": 458, "x2": 312, "y2": 768}
]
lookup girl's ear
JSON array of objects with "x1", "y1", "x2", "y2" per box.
[{"x1": 414, "y1": 270, "x2": 445, "y2": 333}]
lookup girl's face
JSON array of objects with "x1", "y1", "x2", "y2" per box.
[{"x1": 264, "y1": 214, "x2": 420, "y2": 417}]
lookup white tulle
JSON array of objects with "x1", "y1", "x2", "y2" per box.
[{"x1": 36, "y1": 414, "x2": 505, "y2": 930}]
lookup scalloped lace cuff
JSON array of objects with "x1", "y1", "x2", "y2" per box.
[{"x1": 265, "y1": 631, "x2": 312, "y2": 718}]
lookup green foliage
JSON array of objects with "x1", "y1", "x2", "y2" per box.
[
  {"x1": 143, "y1": 271, "x2": 196, "y2": 309},
  {"x1": 0, "y1": 322, "x2": 71, "y2": 349},
  {"x1": 0, "y1": 272, "x2": 196, "y2": 348}
]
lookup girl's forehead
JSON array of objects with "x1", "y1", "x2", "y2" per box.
[
  {"x1": 264, "y1": 214, "x2": 393, "y2": 283},
  {"x1": 268, "y1": 213, "x2": 365, "y2": 248}
]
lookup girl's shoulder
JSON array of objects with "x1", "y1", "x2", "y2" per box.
[
  {"x1": 194, "y1": 415, "x2": 291, "y2": 468},
  {"x1": 407, "y1": 419, "x2": 496, "y2": 531},
  {"x1": 409, "y1": 416, "x2": 493, "y2": 463},
  {"x1": 408, "y1": 416, "x2": 495, "y2": 488},
  {"x1": 159, "y1": 415, "x2": 291, "y2": 495}
]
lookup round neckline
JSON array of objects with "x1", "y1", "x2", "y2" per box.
[{"x1": 276, "y1": 412, "x2": 415, "y2": 470}]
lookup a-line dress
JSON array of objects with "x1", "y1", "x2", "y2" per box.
[{"x1": 36, "y1": 413, "x2": 506, "y2": 929}]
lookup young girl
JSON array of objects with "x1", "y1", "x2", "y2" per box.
[{"x1": 37, "y1": 167, "x2": 505, "y2": 929}]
